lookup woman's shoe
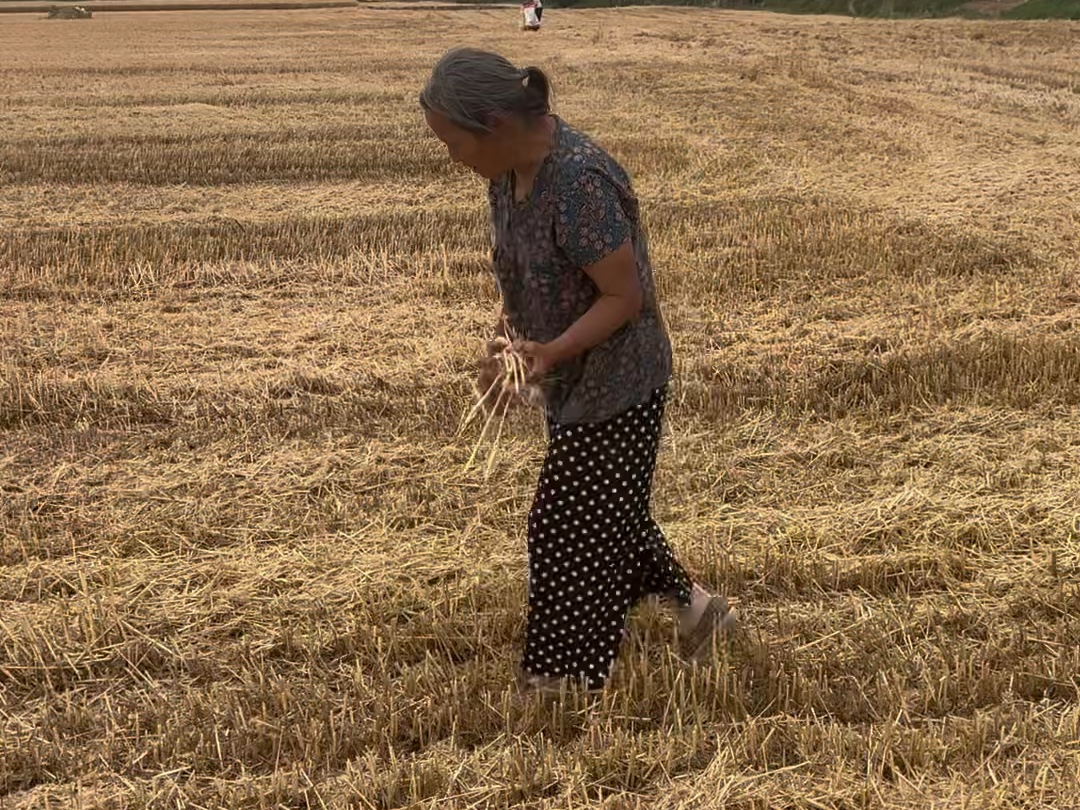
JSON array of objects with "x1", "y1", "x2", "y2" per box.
[{"x1": 678, "y1": 591, "x2": 737, "y2": 661}]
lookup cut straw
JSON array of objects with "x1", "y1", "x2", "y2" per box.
[{"x1": 460, "y1": 338, "x2": 541, "y2": 479}]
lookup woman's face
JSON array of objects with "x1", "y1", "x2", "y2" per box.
[{"x1": 424, "y1": 108, "x2": 508, "y2": 181}]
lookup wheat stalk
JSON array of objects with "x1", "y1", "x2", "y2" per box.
[{"x1": 461, "y1": 335, "x2": 542, "y2": 478}]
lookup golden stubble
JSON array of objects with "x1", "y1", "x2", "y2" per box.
[{"x1": 1, "y1": 5, "x2": 1078, "y2": 809}]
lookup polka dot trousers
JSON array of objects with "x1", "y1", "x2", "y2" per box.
[{"x1": 521, "y1": 384, "x2": 693, "y2": 690}]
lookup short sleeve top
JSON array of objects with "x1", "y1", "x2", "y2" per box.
[{"x1": 488, "y1": 117, "x2": 672, "y2": 425}]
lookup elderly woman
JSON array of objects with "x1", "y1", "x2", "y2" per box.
[{"x1": 419, "y1": 47, "x2": 735, "y2": 694}]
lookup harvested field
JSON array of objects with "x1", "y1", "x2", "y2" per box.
[
  {"x1": 0, "y1": 1, "x2": 355, "y2": 14},
  {"x1": 1, "y1": 5, "x2": 1079, "y2": 809}
]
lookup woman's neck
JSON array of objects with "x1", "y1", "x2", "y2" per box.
[{"x1": 511, "y1": 115, "x2": 555, "y2": 199}]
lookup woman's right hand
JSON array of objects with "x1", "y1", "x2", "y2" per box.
[
  {"x1": 477, "y1": 336, "x2": 509, "y2": 397},
  {"x1": 485, "y1": 335, "x2": 510, "y2": 357}
]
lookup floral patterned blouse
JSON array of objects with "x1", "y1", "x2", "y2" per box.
[{"x1": 488, "y1": 117, "x2": 672, "y2": 425}]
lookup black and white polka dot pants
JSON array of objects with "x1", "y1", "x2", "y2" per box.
[{"x1": 521, "y1": 384, "x2": 693, "y2": 689}]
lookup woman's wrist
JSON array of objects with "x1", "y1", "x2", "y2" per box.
[{"x1": 545, "y1": 334, "x2": 574, "y2": 365}]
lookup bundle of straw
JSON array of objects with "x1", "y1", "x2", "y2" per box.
[{"x1": 461, "y1": 334, "x2": 544, "y2": 477}]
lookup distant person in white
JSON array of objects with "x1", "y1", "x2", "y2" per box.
[{"x1": 521, "y1": 0, "x2": 541, "y2": 30}]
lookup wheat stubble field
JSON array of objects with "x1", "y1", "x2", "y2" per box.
[{"x1": 2, "y1": 4, "x2": 1080, "y2": 808}]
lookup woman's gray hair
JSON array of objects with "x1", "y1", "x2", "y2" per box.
[{"x1": 419, "y1": 47, "x2": 552, "y2": 134}]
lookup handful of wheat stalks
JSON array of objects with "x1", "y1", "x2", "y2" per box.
[{"x1": 461, "y1": 334, "x2": 545, "y2": 477}]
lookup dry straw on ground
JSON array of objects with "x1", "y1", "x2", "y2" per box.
[{"x1": 1, "y1": 4, "x2": 1079, "y2": 809}]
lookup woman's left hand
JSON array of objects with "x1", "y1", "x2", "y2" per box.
[{"x1": 518, "y1": 340, "x2": 558, "y2": 381}]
